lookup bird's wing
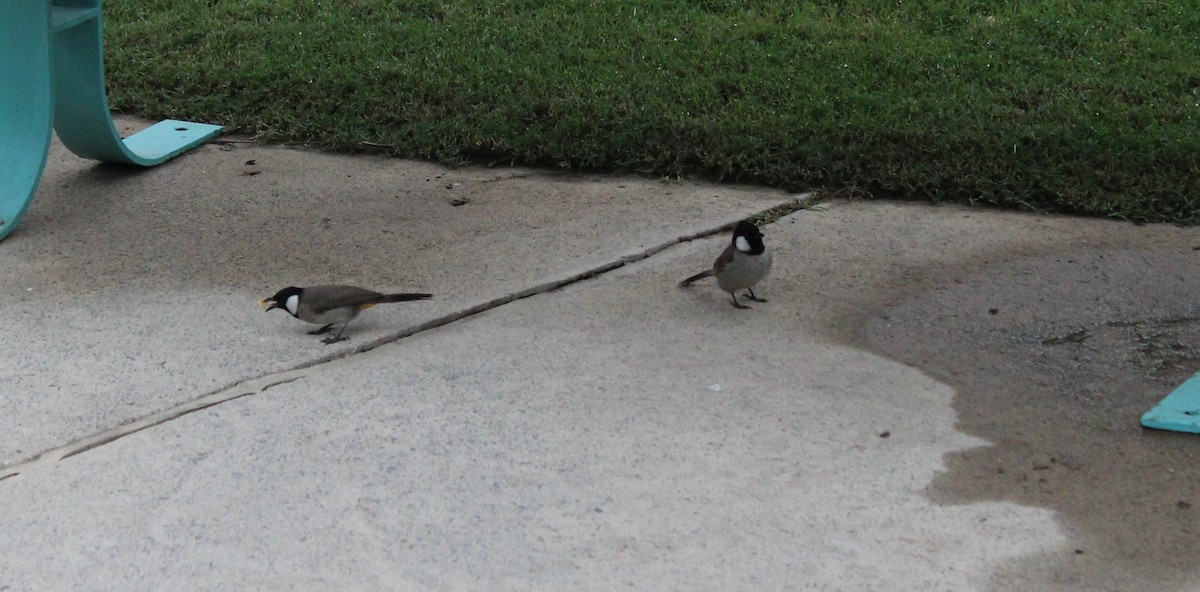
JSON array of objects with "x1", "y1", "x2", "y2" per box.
[
  {"x1": 305, "y1": 285, "x2": 385, "y2": 313},
  {"x1": 713, "y1": 244, "x2": 736, "y2": 276}
]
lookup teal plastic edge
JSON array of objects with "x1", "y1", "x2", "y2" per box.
[{"x1": 1141, "y1": 371, "x2": 1200, "y2": 433}]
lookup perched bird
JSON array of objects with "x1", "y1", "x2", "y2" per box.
[
  {"x1": 260, "y1": 285, "x2": 432, "y2": 344},
  {"x1": 679, "y1": 220, "x2": 773, "y2": 309}
]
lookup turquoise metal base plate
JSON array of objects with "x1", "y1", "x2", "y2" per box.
[
  {"x1": 1141, "y1": 371, "x2": 1200, "y2": 433},
  {"x1": 122, "y1": 119, "x2": 224, "y2": 163}
]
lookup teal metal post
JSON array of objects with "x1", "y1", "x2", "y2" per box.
[
  {"x1": 0, "y1": 2, "x2": 54, "y2": 239},
  {"x1": 0, "y1": 0, "x2": 223, "y2": 241}
]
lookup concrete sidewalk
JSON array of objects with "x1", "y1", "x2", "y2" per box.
[
  {"x1": 0, "y1": 118, "x2": 789, "y2": 469},
  {"x1": 2, "y1": 123, "x2": 1199, "y2": 591}
]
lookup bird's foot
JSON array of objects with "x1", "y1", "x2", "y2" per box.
[
  {"x1": 730, "y1": 300, "x2": 751, "y2": 310},
  {"x1": 307, "y1": 324, "x2": 335, "y2": 335},
  {"x1": 745, "y1": 290, "x2": 768, "y2": 303},
  {"x1": 321, "y1": 336, "x2": 348, "y2": 345}
]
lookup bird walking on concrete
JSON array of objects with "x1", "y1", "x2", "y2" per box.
[
  {"x1": 261, "y1": 285, "x2": 432, "y2": 344},
  {"x1": 679, "y1": 220, "x2": 773, "y2": 309}
]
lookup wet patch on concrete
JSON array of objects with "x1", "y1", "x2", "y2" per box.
[{"x1": 865, "y1": 250, "x2": 1200, "y2": 591}]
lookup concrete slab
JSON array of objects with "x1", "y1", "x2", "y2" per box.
[
  {"x1": 0, "y1": 118, "x2": 791, "y2": 467},
  {"x1": 0, "y1": 208, "x2": 1066, "y2": 591},
  {"x1": 3, "y1": 132, "x2": 1200, "y2": 590}
]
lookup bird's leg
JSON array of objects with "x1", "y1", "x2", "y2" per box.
[
  {"x1": 307, "y1": 324, "x2": 335, "y2": 335},
  {"x1": 321, "y1": 321, "x2": 351, "y2": 345},
  {"x1": 730, "y1": 293, "x2": 751, "y2": 310},
  {"x1": 745, "y1": 289, "x2": 768, "y2": 303}
]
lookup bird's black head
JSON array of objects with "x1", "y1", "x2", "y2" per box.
[
  {"x1": 260, "y1": 286, "x2": 304, "y2": 315},
  {"x1": 732, "y1": 220, "x2": 765, "y2": 254}
]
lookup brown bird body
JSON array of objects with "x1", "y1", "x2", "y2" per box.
[
  {"x1": 261, "y1": 284, "x2": 432, "y2": 344},
  {"x1": 679, "y1": 221, "x2": 772, "y2": 309}
]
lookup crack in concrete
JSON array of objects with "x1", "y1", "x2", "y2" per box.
[
  {"x1": 0, "y1": 197, "x2": 812, "y2": 481},
  {"x1": 0, "y1": 375, "x2": 307, "y2": 480}
]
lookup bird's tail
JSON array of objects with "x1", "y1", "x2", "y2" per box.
[
  {"x1": 678, "y1": 270, "x2": 713, "y2": 286},
  {"x1": 377, "y1": 293, "x2": 433, "y2": 303}
]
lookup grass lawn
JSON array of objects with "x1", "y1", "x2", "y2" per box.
[{"x1": 104, "y1": 1, "x2": 1200, "y2": 222}]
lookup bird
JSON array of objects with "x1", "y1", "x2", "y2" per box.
[
  {"x1": 679, "y1": 220, "x2": 773, "y2": 309},
  {"x1": 260, "y1": 285, "x2": 432, "y2": 344}
]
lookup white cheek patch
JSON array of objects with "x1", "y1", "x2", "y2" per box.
[
  {"x1": 735, "y1": 236, "x2": 752, "y2": 253},
  {"x1": 285, "y1": 294, "x2": 300, "y2": 316}
]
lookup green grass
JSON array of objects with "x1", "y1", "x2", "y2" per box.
[{"x1": 103, "y1": 1, "x2": 1200, "y2": 221}]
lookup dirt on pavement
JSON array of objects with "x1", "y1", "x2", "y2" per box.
[{"x1": 792, "y1": 200, "x2": 1200, "y2": 592}]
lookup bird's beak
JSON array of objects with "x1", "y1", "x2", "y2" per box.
[{"x1": 260, "y1": 298, "x2": 279, "y2": 311}]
